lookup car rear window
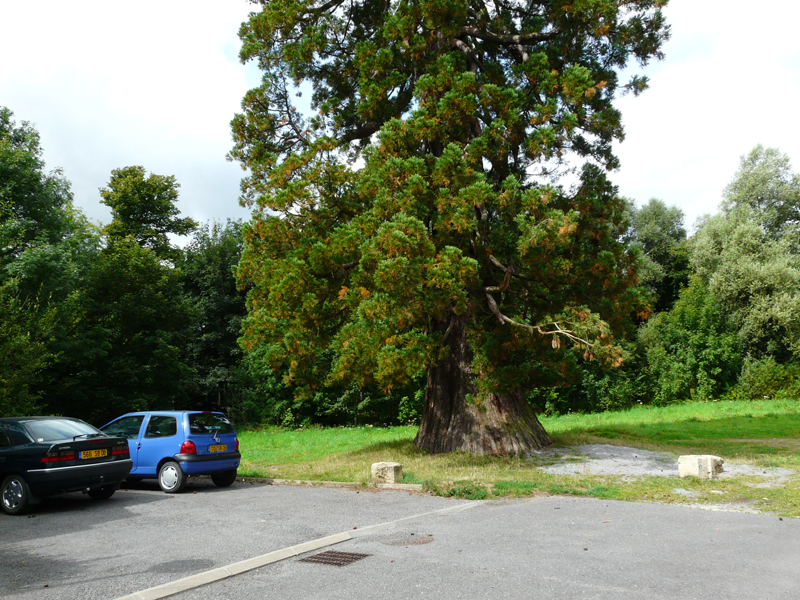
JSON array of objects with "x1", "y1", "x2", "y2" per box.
[
  {"x1": 188, "y1": 413, "x2": 234, "y2": 435},
  {"x1": 145, "y1": 416, "x2": 178, "y2": 438},
  {"x1": 23, "y1": 419, "x2": 101, "y2": 442},
  {"x1": 1, "y1": 422, "x2": 33, "y2": 446}
]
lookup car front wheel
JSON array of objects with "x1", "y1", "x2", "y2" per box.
[
  {"x1": 2, "y1": 475, "x2": 31, "y2": 515},
  {"x1": 158, "y1": 461, "x2": 187, "y2": 493},
  {"x1": 211, "y1": 469, "x2": 238, "y2": 488}
]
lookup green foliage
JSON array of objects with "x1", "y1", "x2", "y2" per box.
[
  {"x1": 180, "y1": 220, "x2": 251, "y2": 417},
  {"x1": 637, "y1": 277, "x2": 741, "y2": 405},
  {"x1": 627, "y1": 198, "x2": 690, "y2": 312},
  {"x1": 0, "y1": 107, "x2": 74, "y2": 267},
  {"x1": 426, "y1": 480, "x2": 490, "y2": 500},
  {"x1": 722, "y1": 145, "x2": 800, "y2": 239},
  {"x1": 242, "y1": 344, "x2": 425, "y2": 427},
  {"x1": 529, "y1": 348, "x2": 646, "y2": 416},
  {"x1": 726, "y1": 356, "x2": 800, "y2": 401},
  {"x1": 41, "y1": 237, "x2": 196, "y2": 424},
  {"x1": 0, "y1": 107, "x2": 91, "y2": 417},
  {"x1": 100, "y1": 165, "x2": 197, "y2": 261},
  {"x1": 0, "y1": 282, "x2": 52, "y2": 416},
  {"x1": 691, "y1": 203, "x2": 800, "y2": 361},
  {"x1": 232, "y1": 1, "x2": 668, "y2": 431}
]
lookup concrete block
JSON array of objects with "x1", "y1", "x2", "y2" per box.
[
  {"x1": 372, "y1": 462, "x2": 403, "y2": 484},
  {"x1": 679, "y1": 455, "x2": 724, "y2": 479}
]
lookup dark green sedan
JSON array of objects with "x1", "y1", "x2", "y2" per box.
[{"x1": 0, "y1": 417, "x2": 133, "y2": 515}]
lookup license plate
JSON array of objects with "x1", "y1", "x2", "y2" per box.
[
  {"x1": 209, "y1": 444, "x2": 227, "y2": 453},
  {"x1": 79, "y1": 449, "x2": 108, "y2": 460}
]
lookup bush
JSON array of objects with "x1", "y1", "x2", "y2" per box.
[
  {"x1": 241, "y1": 347, "x2": 425, "y2": 427},
  {"x1": 727, "y1": 356, "x2": 800, "y2": 400},
  {"x1": 638, "y1": 277, "x2": 742, "y2": 405},
  {"x1": 527, "y1": 354, "x2": 646, "y2": 416}
]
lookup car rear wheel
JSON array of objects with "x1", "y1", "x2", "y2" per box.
[
  {"x1": 158, "y1": 461, "x2": 187, "y2": 493},
  {"x1": 211, "y1": 469, "x2": 238, "y2": 488},
  {"x1": 88, "y1": 485, "x2": 116, "y2": 500},
  {"x1": 2, "y1": 475, "x2": 31, "y2": 516}
]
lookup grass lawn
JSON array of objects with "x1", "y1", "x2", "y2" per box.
[{"x1": 237, "y1": 399, "x2": 800, "y2": 517}]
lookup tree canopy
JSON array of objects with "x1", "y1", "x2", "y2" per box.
[
  {"x1": 692, "y1": 148, "x2": 800, "y2": 362},
  {"x1": 627, "y1": 198, "x2": 689, "y2": 312},
  {"x1": 100, "y1": 165, "x2": 197, "y2": 260},
  {"x1": 722, "y1": 145, "x2": 800, "y2": 239},
  {"x1": 1, "y1": 108, "x2": 75, "y2": 270},
  {"x1": 231, "y1": 0, "x2": 669, "y2": 454},
  {"x1": 180, "y1": 220, "x2": 250, "y2": 415}
]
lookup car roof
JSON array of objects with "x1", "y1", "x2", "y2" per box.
[
  {"x1": 112, "y1": 411, "x2": 226, "y2": 417},
  {"x1": 0, "y1": 416, "x2": 85, "y2": 423}
]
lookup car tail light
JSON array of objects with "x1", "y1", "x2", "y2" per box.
[
  {"x1": 235, "y1": 438, "x2": 239, "y2": 452},
  {"x1": 180, "y1": 440, "x2": 197, "y2": 454},
  {"x1": 41, "y1": 451, "x2": 76, "y2": 463},
  {"x1": 112, "y1": 447, "x2": 130, "y2": 456}
]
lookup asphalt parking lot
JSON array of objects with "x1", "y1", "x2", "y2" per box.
[{"x1": 1, "y1": 479, "x2": 798, "y2": 600}]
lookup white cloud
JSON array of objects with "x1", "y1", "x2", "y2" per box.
[
  {"x1": 613, "y1": 0, "x2": 800, "y2": 231},
  {"x1": 2, "y1": 0, "x2": 799, "y2": 237},
  {"x1": 0, "y1": 1, "x2": 260, "y2": 226}
]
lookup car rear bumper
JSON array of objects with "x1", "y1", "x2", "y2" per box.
[
  {"x1": 25, "y1": 459, "x2": 134, "y2": 496},
  {"x1": 173, "y1": 451, "x2": 241, "y2": 475}
]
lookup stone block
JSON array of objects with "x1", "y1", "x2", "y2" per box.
[
  {"x1": 372, "y1": 462, "x2": 403, "y2": 484},
  {"x1": 678, "y1": 455, "x2": 724, "y2": 479}
]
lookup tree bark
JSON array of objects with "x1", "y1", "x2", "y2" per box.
[{"x1": 414, "y1": 317, "x2": 552, "y2": 455}]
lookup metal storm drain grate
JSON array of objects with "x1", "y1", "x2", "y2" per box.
[{"x1": 298, "y1": 551, "x2": 371, "y2": 567}]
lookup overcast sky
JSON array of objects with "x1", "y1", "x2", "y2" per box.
[{"x1": 2, "y1": 1, "x2": 799, "y2": 235}]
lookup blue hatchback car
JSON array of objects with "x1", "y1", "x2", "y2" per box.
[{"x1": 100, "y1": 411, "x2": 240, "y2": 493}]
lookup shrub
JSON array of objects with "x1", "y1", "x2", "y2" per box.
[
  {"x1": 638, "y1": 277, "x2": 742, "y2": 405},
  {"x1": 727, "y1": 356, "x2": 800, "y2": 400}
]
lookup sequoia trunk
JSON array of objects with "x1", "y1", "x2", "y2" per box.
[{"x1": 414, "y1": 318, "x2": 552, "y2": 455}]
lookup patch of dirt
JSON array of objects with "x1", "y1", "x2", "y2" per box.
[{"x1": 529, "y1": 444, "x2": 795, "y2": 482}]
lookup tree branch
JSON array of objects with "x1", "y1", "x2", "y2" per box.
[
  {"x1": 450, "y1": 38, "x2": 483, "y2": 73},
  {"x1": 484, "y1": 292, "x2": 593, "y2": 347},
  {"x1": 459, "y1": 26, "x2": 559, "y2": 46},
  {"x1": 484, "y1": 269, "x2": 512, "y2": 294},
  {"x1": 339, "y1": 123, "x2": 380, "y2": 144}
]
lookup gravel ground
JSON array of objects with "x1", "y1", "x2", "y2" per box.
[{"x1": 531, "y1": 443, "x2": 795, "y2": 482}]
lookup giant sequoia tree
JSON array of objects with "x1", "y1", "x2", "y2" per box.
[{"x1": 231, "y1": 0, "x2": 669, "y2": 454}]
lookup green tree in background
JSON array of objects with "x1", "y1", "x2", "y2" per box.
[
  {"x1": 691, "y1": 207, "x2": 800, "y2": 362},
  {"x1": 231, "y1": 0, "x2": 669, "y2": 454},
  {"x1": 42, "y1": 237, "x2": 196, "y2": 424},
  {"x1": 0, "y1": 285, "x2": 52, "y2": 416},
  {"x1": 0, "y1": 108, "x2": 73, "y2": 266},
  {"x1": 180, "y1": 220, "x2": 251, "y2": 417},
  {"x1": 627, "y1": 198, "x2": 689, "y2": 312},
  {"x1": 638, "y1": 146, "x2": 800, "y2": 405},
  {"x1": 722, "y1": 145, "x2": 800, "y2": 239},
  {"x1": 100, "y1": 166, "x2": 197, "y2": 261},
  {"x1": 0, "y1": 107, "x2": 91, "y2": 415},
  {"x1": 638, "y1": 277, "x2": 741, "y2": 404},
  {"x1": 39, "y1": 167, "x2": 199, "y2": 424},
  {"x1": 691, "y1": 146, "x2": 800, "y2": 363}
]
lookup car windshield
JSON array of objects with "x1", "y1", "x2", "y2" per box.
[
  {"x1": 24, "y1": 419, "x2": 103, "y2": 442},
  {"x1": 188, "y1": 413, "x2": 234, "y2": 435}
]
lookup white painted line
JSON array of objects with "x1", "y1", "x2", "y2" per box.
[
  {"x1": 112, "y1": 502, "x2": 478, "y2": 600},
  {"x1": 349, "y1": 502, "x2": 479, "y2": 538},
  {"x1": 113, "y1": 533, "x2": 351, "y2": 600}
]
